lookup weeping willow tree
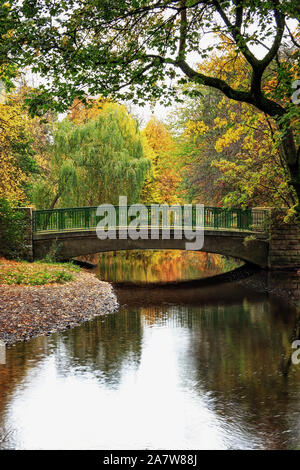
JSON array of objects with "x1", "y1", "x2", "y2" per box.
[{"x1": 33, "y1": 103, "x2": 150, "y2": 208}]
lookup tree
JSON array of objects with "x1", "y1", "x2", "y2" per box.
[
  {"x1": 169, "y1": 88, "x2": 229, "y2": 206},
  {"x1": 141, "y1": 117, "x2": 182, "y2": 204},
  {"x1": 0, "y1": 87, "x2": 39, "y2": 204},
  {"x1": 173, "y1": 44, "x2": 297, "y2": 209},
  {"x1": 68, "y1": 97, "x2": 108, "y2": 125},
  {"x1": 4, "y1": 1, "x2": 300, "y2": 211},
  {"x1": 0, "y1": 198, "x2": 28, "y2": 259},
  {"x1": 33, "y1": 102, "x2": 150, "y2": 208}
]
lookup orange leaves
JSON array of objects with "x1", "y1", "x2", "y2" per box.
[
  {"x1": 143, "y1": 116, "x2": 175, "y2": 154},
  {"x1": 141, "y1": 117, "x2": 182, "y2": 204},
  {"x1": 68, "y1": 96, "x2": 109, "y2": 125}
]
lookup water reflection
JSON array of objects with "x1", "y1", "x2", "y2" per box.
[
  {"x1": 92, "y1": 250, "x2": 242, "y2": 284},
  {"x1": 0, "y1": 283, "x2": 299, "y2": 449}
]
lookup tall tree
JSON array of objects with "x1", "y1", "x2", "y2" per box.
[
  {"x1": 141, "y1": 117, "x2": 182, "y2": 204},
  {"x1": 0, "y1": 87, "x2": 39, "y2": 203},
  {"x1": 33, "y1": 102, "x2": 150, "y2": 208},
  {"x1": 170, "y1": 88, "x2": 228, "y2": 206},
  {"x1": 172, "y1": 43, "x2": 297, "y2": 209}
]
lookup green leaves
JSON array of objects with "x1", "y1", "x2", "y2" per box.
[
  {"x1": 1, "y1": 0, "x2": 296, "y2": 116},
  {"x1": 32, "y1": 101, "x2": 151, "y2": 208},
  {"x1": 2, "y1": 1, "x2": 299, "y2": 209},
  {"x1": 0, "y1": 199, "x2": 29, "y2": 259}
]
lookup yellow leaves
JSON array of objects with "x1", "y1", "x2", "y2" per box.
[
  {"x1": 197, "y1": 43, "x2": 250, "y2": 90},
  {"x1": 141, "y1": 117, "x2": 182, "y2": 204},
  {"x1": 215, "y1": 126, "x2": 245, "y2": 153},
  {"x1": 213, "y1": 117, "x2": 227, "y2": 129},
  {"x1": 0, "y1": 90, "x2": 34, "y2": 204},
  {"x1": 217, "y1": 96, "x2": 226, "y2": 109},
  {"x1": 1, "y1": 30, "x2": 13, "y2": 40},
  {"x1": 213, "y1": 159, "x2": 240, "y2": 177},
  {"x1": 184, "y1": 120, "x2": 209, "y2": 138},
  {"x1": 143, "y1": 116, "x2": 174, "y2": 153},
  {"x1": 0, "y1": 154, "x2": 27, "y2": 203}
]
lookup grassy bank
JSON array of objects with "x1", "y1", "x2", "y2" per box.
[{"x1": 0, "y1": 258, "x2": 80, "y2": 286}]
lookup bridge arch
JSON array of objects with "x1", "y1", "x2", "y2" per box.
[{"x1": 33, "y1": 229, "x2": 269, "y2": 267}]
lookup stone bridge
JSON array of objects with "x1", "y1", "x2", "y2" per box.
[
  {"x1": 19, "y1": 205, "x2": 300, "y2": 269},
  {"x1": 33, "y1": 228, "x2": 270, "y2": 266}
]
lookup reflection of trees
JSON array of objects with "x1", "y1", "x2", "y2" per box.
[
  {"x1": 179, "y1": 301, "x2": 300, "y2": 450},
  {"x1": 55, "y1": 309, "x2": 143, "y2": 387},
  {"x1": 1, "y1": 265, "x2": 300, "y2": 450},
  {"x1": 0, "y1": 309, "x2": 144, "y2": 444},
  {"x1": 131, "y1": 298, "x2": 300, "y2": 449},
  {"x1": 95, "y1": 250, "x2": 241, "y2": 284},
  {"x1": 0, "y1": 336, "x2": 52, "y2": 422},
  {"x1": 116, "y1": 279, "x2": 268, "y2": 308},
  {"x1": 122, "y1": 296, "x2": 300, "y2": 449}
]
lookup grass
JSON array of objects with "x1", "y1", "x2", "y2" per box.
[{"x1": 0, "y1": 258, "x2": 80, "y2": 286}]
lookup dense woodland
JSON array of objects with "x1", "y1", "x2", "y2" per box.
[
  {"x1": 0, "y1": 1, "x2": 299, "y2": 216},
  {"x1": 0, "y1": 69, "x2": 298, "y2": 213}
]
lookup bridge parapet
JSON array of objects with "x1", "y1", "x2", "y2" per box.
[{"x1": 32, "y1": 205, "x2": 267, "y2": 233}]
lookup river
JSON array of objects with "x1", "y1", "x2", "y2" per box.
[{"x1": 0, "y1": 251, "x2": 299, "y2": 449}]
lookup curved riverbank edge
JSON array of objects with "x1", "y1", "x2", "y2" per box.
[{"x1": 0, "y1": 271, "x2": 118, "y2": 346}]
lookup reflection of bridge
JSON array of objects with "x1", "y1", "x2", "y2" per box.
[{"x1": 32, "y1": 206, "x2": 272, "y2": 267}]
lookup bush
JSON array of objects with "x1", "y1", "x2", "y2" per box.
[
  {"x1": 0, "y1": 260, "x2": 77, "y2": 285},
  {"x1": 0, "y1": 198, "x2": 29, "y2": 259}
]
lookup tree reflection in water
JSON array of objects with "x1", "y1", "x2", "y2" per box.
[{"x1": 0, "y1": 252, "x2": 299, "y2": 449}]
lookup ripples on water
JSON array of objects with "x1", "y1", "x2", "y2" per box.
[{"x1": 0, "y1": 251, "x2": 299, "y2": 449}]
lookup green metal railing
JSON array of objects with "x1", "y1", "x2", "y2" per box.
[{"x1": 33, "y1": 205, "x2": 268, "y2": 233}]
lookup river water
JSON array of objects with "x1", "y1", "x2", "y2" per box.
[{"x1": 0, "y1": 251, "x2": 299, "y2": 450}]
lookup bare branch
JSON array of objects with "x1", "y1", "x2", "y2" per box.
[
  {"x1": 212, "y1": 0, "x2": 259, "y2": 68},
  {"x1": 260, "y1": 4, "x2": 285, "y2": 69},
  {"x1": 285, "y1": 22, "x2": 300, "y2": 48},
  {"x1": 175, "y1": 58, "x2": 286, "y2": 118},
  {"x1": 178, "y1": 0, "x2": 188, "y2": 60}
]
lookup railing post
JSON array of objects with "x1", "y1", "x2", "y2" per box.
[
  {"x1": 192, "y1": 205, "x2": 196, "y2": 229},
  {"x1": 85, "y1": 208, "x2": 90, "y2": 229},
  {"x1": 237, "y1": 209, "x2": 241, "y2": 229},
  {"x1": 248, "y1": 209, "x2": 252, "y2": 230},
  {"x1": 58, "y1": 210, "x2": 65, "y2": 230},
  {"x1": 214, "y1": 208, "x2": 219, "y2": 229}
]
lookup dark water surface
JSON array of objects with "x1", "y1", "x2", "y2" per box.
[{"x1": 0, "y1": 252, "x2": 299, "y2": 449}]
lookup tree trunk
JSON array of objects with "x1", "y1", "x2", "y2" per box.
[
  {"x1": 42, "y1": 192, "x2": 61, "y2": 230},
  {"x1": 280, "y1": 126, "x2": 300, "y2": 217}
]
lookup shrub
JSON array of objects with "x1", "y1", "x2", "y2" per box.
[{"x1": 0, "y1": 198, "x2": 29, "y2": 259}]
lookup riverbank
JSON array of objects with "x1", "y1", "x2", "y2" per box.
[{"x1": 0, "y1": 260, "x2": 118, "y2": 345}]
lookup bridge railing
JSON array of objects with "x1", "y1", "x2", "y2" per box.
[{"x1": 33, "y1": 206, "x2": 268, "y2": 233}]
